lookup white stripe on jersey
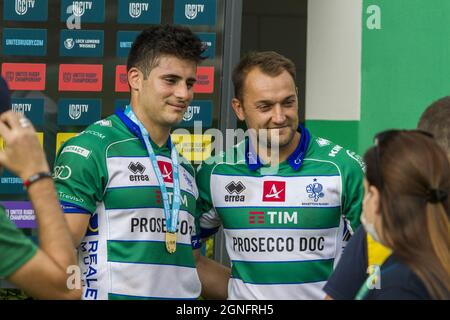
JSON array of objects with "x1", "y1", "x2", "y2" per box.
[
  {"x1": 228, "y1": 278, "x2": 327, "y2": 300},
  {"x1": 110, "y1": 262, "x2": 201, "y2": 299},
  {"x1": 211, "y1": 174, "x2": 342, "y2": 208},
  {"x1": 224, "y1": 228, "x2": 339, "y2": 262},
  {"x1": 106, "y1": 156, "x2": 198, "y2": 198},
  {"x1": 107, "y1": 208, "x2": 195, "y2": 244}
]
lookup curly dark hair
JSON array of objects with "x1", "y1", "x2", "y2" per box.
[{"x1": 127, "y1": 24, "x2": 206, "y2": 79}]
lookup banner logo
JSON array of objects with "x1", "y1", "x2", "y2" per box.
[
  {"x1": 193, "y1": 67, "x2": 214, "y2": 93},
  {"x1": 15, "y1": 0, "x2": 35, "y2": 15},
  {"x1": 69, "y1": 104, "x2": 88, "y2": 120},
  {"x1": 64, "y1": 38, "x2": 75, "y2": 49},
  {"x1": 72, "y1": 1, "x2": 92, "y2": 17},
  {"x1": 58, "y1": 64, "x2": 103, "y2": 92},
  {"x1": 11, "y1": 98, "x2": 45, "y2": 125},
  {"x1": 183, "y1": 106, "x2": 197, "y2": 121},
  {"x1": 115, "y1": 65, "x2": 129, "y2": 92},
  {"x1": 1, "y1": 63, "x2": 46, "y2": 90},
  {"x1": 174, "y1": 0, "x2": 216, "y2": 26},
  {"x1": 129, "y1": 2, "x2": 149, "y2": 18},
  {"x1": 185, "y1": 4, "x2": 204, "y2": 20}
]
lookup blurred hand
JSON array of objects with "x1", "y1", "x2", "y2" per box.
[{"x1": 0, "y1": 111, "x2": 49, "y2": 181}]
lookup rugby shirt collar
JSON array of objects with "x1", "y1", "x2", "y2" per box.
[
  {"x1": 115, "y1": 106, "x2": 173, "y2": 151},
  {"x1": 245, "y1": 125, "x2": 311, "y2": 171}
]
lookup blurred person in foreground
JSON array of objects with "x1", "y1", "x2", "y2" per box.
[
  {"x1": 324, "y1": 97, "x2": 450, "y2": 300},
  {"x1": 0, "y1": 77, "x2": 81, "y2": 299}
]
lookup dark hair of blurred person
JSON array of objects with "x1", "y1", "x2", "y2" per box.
[{"x1": 361, "y1": 130, "x2": 449, "y2": 299}]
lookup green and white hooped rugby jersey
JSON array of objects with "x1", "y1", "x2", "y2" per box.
[
  {"x1": 54, "y1": 109, "x2": 201, "y2": 300},
  {"x1": 197, "y1": 126, "x2": 365, "y2": 300}
]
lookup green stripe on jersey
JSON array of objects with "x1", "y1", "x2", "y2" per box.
[
  {"x1": 231, "y1": 259, "x2": 334, "y2": 284},
  {"x1": 107, "y1": 139, "x2": 148, "y2": 157},
  {"x1": 108, "y1": 293, "x2": 196, "y2": 300},
  {"x1": 218, "y1": 207, "x2": 341, "y2": 229},
  {"x1": 104, "y1": 186, "x2": 196, "y2": 212},
  {"x1": 212, "y1": 161, "x2": 341, "y2": 177},
  {"x1": 108, "y1": 240, "x2": 196, "y2": 268}
]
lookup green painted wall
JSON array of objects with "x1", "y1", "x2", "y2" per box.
[
  {"x1": 359, "y1": 0, "x2": 450, "y2": 153},
  {"x1": 306, "y1": 0, "x2": 450, "y2": 156},
  {"x1": 305, "y1": 120, "x2": 359, "y2": 152}
]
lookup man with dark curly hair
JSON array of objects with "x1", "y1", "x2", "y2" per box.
[{"x1": 53, "y1": 25, "x2": 229, "y2": 300}]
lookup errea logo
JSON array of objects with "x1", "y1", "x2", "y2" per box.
[
  {"x1": 128, "y1": 161, "x2": 149, "y2": 182},
  {"x1": 224, "y1": 181, "x2": 246, "y2": 202},
  {"x1": 262, "y1": 181, "x2": 286, "y2": 202}
]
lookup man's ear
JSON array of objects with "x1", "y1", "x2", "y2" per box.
[
  {"x1": 231, "y1": 98, "x2": 246, "y2": 121},
  {"x1": 128, "y1": 67, "x2": 141, "y2": 92}
]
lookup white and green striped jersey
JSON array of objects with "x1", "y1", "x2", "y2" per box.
[
  {"x1": 54, "y1": 109, "x2": 201, "y2": 300},
  {"x1": 197, "y1": 127, "x2": 365, "y2": 300}
]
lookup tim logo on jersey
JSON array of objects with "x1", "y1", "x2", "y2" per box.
[{"x1": 262, "y1": 181, "x2": 286, "y2": 202}]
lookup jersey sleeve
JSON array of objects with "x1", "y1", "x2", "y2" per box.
[
  {"x1": 196, "y1": 162, "x2": 222, "y2": 239},
  {"x1": 53, "y1": 136, "x2": 108, "y2": 215},
  {"x1": 323, "y1": 226, "x2": 368, "y2": 299},
  {"x1": 0, "y1": 207, "x2": 37, "y2": 278},
  {"x1": 340, "y1": 149, "x2": 365, "y2": 234}
]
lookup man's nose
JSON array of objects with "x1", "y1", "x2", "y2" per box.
[
  {"x1": 272, "y1": 104, "x2": 287, "y2": 124},
  {"x1": 174, "y1": 83, "x2": 191, "y2": 100}
]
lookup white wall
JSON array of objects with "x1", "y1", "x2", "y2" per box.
[{"x1": 305, "y1": 0, "x2": 362, "y2": 121}]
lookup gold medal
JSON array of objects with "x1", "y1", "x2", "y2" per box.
[{"x1": 165, "y1": 232, "x2": 177, "y2": 253}]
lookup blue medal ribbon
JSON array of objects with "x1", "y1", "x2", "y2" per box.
[{"x1": 123, "y1": 105, "x2": 181, "y2": 234}]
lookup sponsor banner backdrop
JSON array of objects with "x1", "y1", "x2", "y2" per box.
[
  {"x1": 56, "y1": 132, "x2": 79, "y2": 154},
  {"x1": 3, "y1": 201, "x2": 36, "y2": 229},
  {"x1": 2, "y1": 28, "x2": 47, "y2": 56},
  {"x1": 60, "y1": 0, "x2": 105, "y2": 23},
  {"x1": 115, "y1": 99, "x2": 130, "y2": 110},
  {"x1": 0, "y1": 133, "x2": 44, "y2": 194},
  {"x1": 58, "y1": 64, "x2": 103, "y2": 92},
  {"x1": 1, "y1": 63, "x2": 46, "y2": 91},
  {"x1": 60, "y1": 29, "x2": 104, "y2": 57},
  {"x1": 118, "y1": 0, "x2": 162, "y2": 24},
  {"x1": 0, "y1": 171, "x2": 25, "y2": 194},
  {"x1": 115, "y1": 65, "x2": 129, "y2": 92},
  {"x1": 174, "y1": 0, "x2": 216, "y2": 26},
  {"x1": 4, "y1": 0, "x2": 48, "y2": 21},
  {"x1": 196, "y1": 32, "x2": 216, "y2": 59},
  {"x1": 58, "y1": 99, "x2": 102, "y2": 126},
  {"x1": 116, "y1": 31, "x2": 139, "y2": 57},
  {"x1": 11, "y1": 98, "x2": 45, "y2": 125},
  {"x1": 193, "y1": 66, "x2": 214, "y2": 93},
  {"x1": 176, "y1": 100, "x2": 213, "y2": 128}
]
